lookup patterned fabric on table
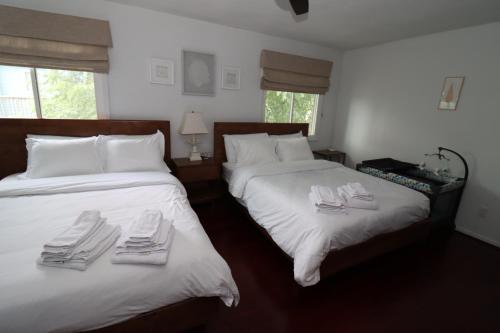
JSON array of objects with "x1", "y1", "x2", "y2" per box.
[{"x1": 358, "y1": 167, "x2": 434, "y2": 194}]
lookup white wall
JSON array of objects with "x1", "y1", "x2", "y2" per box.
[
  {"x1": 334, "y1": 22, "x2": 500, "y2": 246},
  {"x1": 0, "y1": 0, "x2": 341, "y2": 157}
]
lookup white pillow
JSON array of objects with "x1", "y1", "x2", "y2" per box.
[
  {"x1": 223, "y1": 133, "x2": 268, "y2": 163},
  {"x1": 26, "y1": 134, "x2": 83, "y2": 171},
  {"x1": 276, "y1": 137, "x2": 314, "y2": 162},
  {"x1": 101, "y1": 135, "x2": 170, "y2": 173},
  {"x1": 100, "y1": 130, "x2": 166, "y2": 157},
  {"x1": 233, "y1": 138, "x2": 279, "y2": 167},
  {"x1": 26, "y1": 137, "x2": 103, "y2": 178}
]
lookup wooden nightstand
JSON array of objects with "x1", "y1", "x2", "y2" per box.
[
  {"x1": 313, "y1": 149, "x2": 346, "y2": 165},
  {"x1": 171, "y1": 158, "x2": 222, "y2": 205}
]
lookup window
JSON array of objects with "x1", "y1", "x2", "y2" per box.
[
  {"x1": 263, "y1": 90, "x2": 320, "y2": 136},
  {"x1": 0, "y1": 65, "x2": 105, "y2": 119}
]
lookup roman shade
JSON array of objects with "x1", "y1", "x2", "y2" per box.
[
  {"x1": 260, "y1": 50, "x2": 333, "y2": 94},
  {"x1": 0, "y1": 5, "x2": 112, "y2": 73}
]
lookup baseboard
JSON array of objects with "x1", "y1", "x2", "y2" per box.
[{"x1": 455, "y1": 226, "x2": 500, "y2": 248}]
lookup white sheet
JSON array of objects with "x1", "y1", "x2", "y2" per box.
[
  {"x1": 0, "y1": 172, "x2": 239, "y2": 333},
  {"x1": 227, "y1": 160, "x2": 429, "y2": 287}
]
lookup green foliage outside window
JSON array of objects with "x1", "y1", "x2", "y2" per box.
[
  {"x1": 37, "y1": 69, "x2": 97, "y2": 119},
  {"x1": 264, "y1": 90, "x2": 318, "y2": 135}
]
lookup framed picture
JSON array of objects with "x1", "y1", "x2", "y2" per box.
[
  {"x1": 438, "y1": 76, "x2": 465, "y2": 110},
  {"x1": 221, "y1": 66, "x2": 240, "y2": 90},
  {"x1": 150, "y1": 58, "x2": 174, "y2": 85},
  {"x1": 182, "y1": 50, "x2": 215, "y2": 96}
]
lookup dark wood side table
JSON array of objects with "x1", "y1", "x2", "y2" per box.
[
  {"x1": 171, "y1": 158, "x2": 223, "y2": 205},
  {"x1": 313, "y1": 149, "x2": 346, "y2": 165}
]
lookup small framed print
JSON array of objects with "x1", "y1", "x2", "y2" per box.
[
  {"x1": 221, "y1": 66, "x2": 240, "y2": 90},
  {"x1": 438, "y1": 76, "x2": 465, "y2": 110},
  {"x1": 150, "y1": 58, "x2": 174, "y2": 85}
]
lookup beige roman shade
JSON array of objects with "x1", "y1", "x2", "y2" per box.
[
  {"x1": 0, "y1": 5, "x2": 112, "y2": 73},
  {"x1": 260, "y1": 50, "x2": 333, "y2": 94}
]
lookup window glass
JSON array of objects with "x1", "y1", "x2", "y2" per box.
[
  {"x1": 0, "y1": 65, "x2": 37, "y2": 118},
  {"x1": 264, "y1": 90, "x2": 319, "y2": 135},
  {"x1": 36, "y1": 68, "x2": 97, "y2": 119},
  {"x1": 0, "y1": 65, "x2": 98, "y2": 119}
]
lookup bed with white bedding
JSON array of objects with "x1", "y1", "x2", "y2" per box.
[
  {"x1": 214, "y1": 122, "x2": 431, "y2": 287},
  {"x1": 224, "y1": 160, "x2": 429, "y2": 286},
  {"x1": 0, "y1": 171, "x2": 239, "y2": 333},
  {"x1": 0, "y1": 118, "x2": 239, "y2": 333}
]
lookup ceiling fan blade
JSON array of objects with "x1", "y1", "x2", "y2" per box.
[{"x1": 289, "y1": 0, "x2": 309, "y2": 15}]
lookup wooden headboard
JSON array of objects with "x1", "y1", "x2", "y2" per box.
[
  {"x1": 213, "y1": 122, "x2": 308, "y2": 165},
  {"x1": 0, "y1": 119, "x2": 171, "y2": 179}
]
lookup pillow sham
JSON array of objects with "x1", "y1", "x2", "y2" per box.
[
  {"x1": 223, "y1": 133, "x2": 268, "y2": 163},
  {"x1": 26, "y1": 137, "x2": 103, "y2": 178},
  {"x1": 100, "y1": 130, "x2": 166, "y2": 157},
  {"x1": 233, "y1": 138, "x2": 279, "y2": 167},
  {"x1": 276, "y1": 137, "x2": 314, "y2": 162},
  {"x1": 100, "y1": 135, "x2": 170, "y2": 173}
]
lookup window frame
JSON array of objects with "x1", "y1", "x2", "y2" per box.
[
  {"x1": 261, "y1": 90, "x2": 322, "y2": 140},
  {"x1": 0, "y1": 65, "x2": 110, "y2": 119}
]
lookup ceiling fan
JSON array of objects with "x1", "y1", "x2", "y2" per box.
[{"x1": 289, "y1": 0, "x2": 309, "y2": 15}]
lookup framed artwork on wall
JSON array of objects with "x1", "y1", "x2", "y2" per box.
[
  {"x1": 150, "y1": 58, "x2": 174, "y2": 85},
  {"x1": 221, "y1": 66, "x2": 240, "y2": 90},
  {"x1": 182, "y1": 50, "x2": 215, "y2": 96},
  {"x1": 438, "y1": 76, "x2": 465, "y2": 111}
]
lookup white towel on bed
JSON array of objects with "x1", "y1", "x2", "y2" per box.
[
  {"x1": 310, "y1": 185, "x2": 345, "y2": 207},
  {"x1": 39, "y1": 224, "x2": 121, "y2": 271},
  {"x1": 111, "y1": 228, "x2": 175, "y2": 265},
  {"x1": 112, "y1": 213, "x2": 175, "y2": 265},
  {"x1": 338, "y1": 186, "x2": 379, "y2": 210},
  {"x1": 309, "y1": 185, "x2": 346, "y2": 214},
  {"x1": 344, "y1": 182, "x2": 374, "y2": 201},
  {"x1": 123, "y1": 209, "x2": 163, "y2": 243},
  {"x1": 43, "y1": 210, "x2": 103, "y2": 253}
]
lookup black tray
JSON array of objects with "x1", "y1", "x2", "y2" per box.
[{"x1": 361, "y1": 158, "x2": 417, "y2": 173}]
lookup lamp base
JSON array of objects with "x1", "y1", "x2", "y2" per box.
[{"x1": 189, "y1": 151, "x2": 202, "y2": 161}]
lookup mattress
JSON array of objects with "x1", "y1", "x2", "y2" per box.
[
  {"x1": 226, "y1": 160, "x2": 430, "y2": 286},
  {"x1": 0, "y1": 172, "x2": 239, "y2": 333}
]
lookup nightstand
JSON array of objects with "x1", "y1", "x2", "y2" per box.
[
  {"x1": 313, "y1": 149, "x2": 346, "y2": 165},
  {"x1": 171, "y1": 158, "x2": 222, "y2": 205}
]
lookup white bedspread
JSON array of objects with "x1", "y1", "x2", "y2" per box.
[
  {"x1": 227, "y1": 160, "x2": 429, "y2": 287},
  {"x1": 0, "y1": 172, "x2": 239, "y2": 333}
]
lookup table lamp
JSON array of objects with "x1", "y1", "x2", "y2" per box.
[{"x1": 180, "y1": 111, "x2": 208, "y2": 161}]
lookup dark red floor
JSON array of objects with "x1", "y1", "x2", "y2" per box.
[{"x1": 193, "y1": 196, "x2": 500, "y2": 333}]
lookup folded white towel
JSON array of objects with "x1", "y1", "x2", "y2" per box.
[
  {"x1": 344, "y1": 182, "x2": 374, "y2": 201},
  {"x1": 111, "y1": 224, "x2": 175, "y2": 265},
  {"x1": 39, "y1": 225, "x2": 121, "y2": 271},
  {"x1": 338, "y1": 187, "x2": 379, "y2": 210},
  {"x1": 123, "y1": 210, "x2": 163, "y2": 244},
  {"x1": 43, "y1": 211, "x2": 103, "y2": 252},
  {"x1": 116, "y1": 218, "x2": 172, "y2": 254},
  {"x1": 310, "y1": 185, "x2": 345, "y2": 207},
  {"x1": 309, "y1": 192, "x2": 346, "y2": 215},
  {"x1": 42, "y1": 221, "x2": 107, "y2": 260}
]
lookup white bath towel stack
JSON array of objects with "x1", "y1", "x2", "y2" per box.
[
  {"x1": 38, "y1": 210, "x2": 121, "y2": 271},
  {"x1": 309, "y1": 185, "x2": 346, "y2": 214},
  {"x1": 337, "y1": 182, "x2": 379, "y2": 210},
  {"x1": 111, "y1": 210, "x2": 175, "y2": 265}
]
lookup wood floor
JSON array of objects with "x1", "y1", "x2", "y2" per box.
[{"x1": 193, "y1": 195, "x2": 500, "y2": 333}]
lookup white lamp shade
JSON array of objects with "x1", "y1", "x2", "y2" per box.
[{"x1": 180, "y1": 112, "x2": 208, "y2": 135}]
